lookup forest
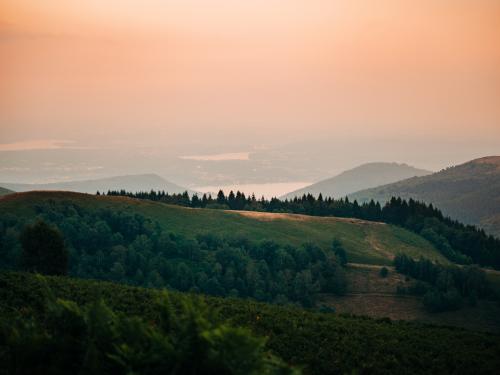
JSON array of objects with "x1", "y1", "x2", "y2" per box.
[
  {"x1": 2, "y1": 272, "x2": 500, "y2": 375},
  {"x1": 1, "y1": 284, "x2": 296, "y2": 375},
  {"x1": 105, "y1": 190, "x2": 500, "y2": 268},
  {"x1": 0, "y1": 200, "x2": 347, "y2": 307},
  {"x1": 393, "y1": 254, "x2": 492, "y2": 312}
]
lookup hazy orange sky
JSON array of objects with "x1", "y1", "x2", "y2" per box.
[{"x1": 0, "y1": 1, "x2": 499, "y2": 185}]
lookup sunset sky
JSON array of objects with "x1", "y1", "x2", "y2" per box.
[{"x1": 1, "y1": 1, "x2": 499, "y2": 186}]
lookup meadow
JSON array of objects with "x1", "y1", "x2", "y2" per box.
[{"x1": 0, "y1": 191, "x2": 447, "y2": 266}]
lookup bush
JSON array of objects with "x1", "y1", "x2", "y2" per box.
[
  {"x1": 20, "y1": 220, "x2": 68, "y2": 276},
  {"x1": 1, "y1": 292, "x2": 298, "y2": 375},
  {"x1": 423, "y1": 288, "x2": 462, "y2": 313},
  {"x1": 379, "y1": 267, "x2": 389, "y2": 278},
  {"x1": 393, "y1": 254, "x2": 492, "y2": 312},
  {"x1": 331, "y1": 239, "x2": 347, "y2": 266}
]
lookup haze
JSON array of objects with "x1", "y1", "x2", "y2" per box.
[{"x1": 1, "y1": 0, "x2": 499, "y2": 191}]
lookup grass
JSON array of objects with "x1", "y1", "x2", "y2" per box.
[
  {"x1": 322, "y1": 264, "x2": 500, "y2": 333},
  {"x1": 0, "y1": 187, "x2": 13, "y2": 196},
  {"x1": 1, "y1": 271, "x2": 499, "y2": 375},
  {"x1": 0, "y1": 191, "x2": 448, "y2": 265}
]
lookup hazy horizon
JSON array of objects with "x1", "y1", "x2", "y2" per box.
[{"x1": 1, "y1": 1, "x2": 499, "y2": 192}]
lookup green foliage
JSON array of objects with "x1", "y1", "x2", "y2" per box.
[
  {"x1": 423, "y1": 288, "x2": 462, "y2": 313},
  {"x1": 331, "y1": 239, "x2": 347, "y2": 266},
  {"x1": 20, "y1": 220, "x2": 68, "y2": 275},
  {"x1": 2, "y1": 272, "x2": 500, "y2": 375},
  {"x1": 379, "y1": 267, "x2": 389, "y2": 278},
  {"x1": 105, "y1": 189, "x2": 500, "y2": 268},
  {"x1": 394, "y1": 254, "x2": 492, "y2": 312},
  {"x1": 1, "y1": 292, "x2": 296, "y2": 375},
  {"x1": 0, "y1": 202, "x2": 347, "y2": 307},
  {"x1": 0, "y1": 191, "x2": 449, "y2": 266}
]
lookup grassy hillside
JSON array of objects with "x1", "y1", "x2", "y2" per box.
[
  {"x1": 0, "y1": 191, "x2": 447, "y2": 266},
  {"x1": 0, "y1": 187, "x2": 13, "y2": 196},
  {"x1": 349, "y1": 156, "x2": 500, "y2": 237},
  {"x1": 1, "y1": 271, "x2": 500, "y2": 375},
  {"x1": 320, "y1": 264, "x2": 500, "y2": 333},
  {"x1": 281, "y1": 162, "x2": 431, "y2": 200}
]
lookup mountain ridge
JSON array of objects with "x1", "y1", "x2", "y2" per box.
[
  {"x1": 348, "y1": 156, "x2": 500, "y2": 237},
  {"x1": 0, "y1": 173, "x2": 193, "y2": 195},
  {"x1": 281, "y1": 162, "x2": 432, "y2": 199}
]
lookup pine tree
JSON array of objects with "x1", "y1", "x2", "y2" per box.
[{"x1": 20, "y1": 220, "x2": 69, "y2": 276}]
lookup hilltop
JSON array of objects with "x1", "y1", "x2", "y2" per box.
[
  {"x1": 0, "y1": 191, "x2": 446, "y2": 266},
  {"x1": 281, "y1": 162, "x2": 431, "y2": 200},
  {"x1": 349, "y1": 156, "x2": 500, "y2": 237},
  {"x1": 0, "y1": 173, "x2": 192, "y2": 195}
]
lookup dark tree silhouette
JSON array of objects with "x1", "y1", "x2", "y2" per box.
[{"x1": 20, "y1": 220, "x2": 68, "y2": 275}]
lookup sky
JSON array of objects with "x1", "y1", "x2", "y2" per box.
[{"x1": 1, "y1": 0, "x2": 499, "y2": 187}]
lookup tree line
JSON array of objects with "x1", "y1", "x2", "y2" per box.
[
  {"x1": 104, "y1": 189, "x2": 500, "y2": 268},
  {"x1": 0, "y1": 200, "x2": 347, "y2": 307},
  {"x1": 393, "y1": 254, "x2": 492, "y2": 312}
]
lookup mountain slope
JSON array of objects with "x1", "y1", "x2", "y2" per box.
[
  {"x1": 0, "y1": 187, "x2": 13, "y2": 196},
  {"x1": 349, "y1": 156, "x2": 500, "y2": 237},
  {"x1": 0, "y1": 191, "x2": 447, "y2": 266},
  {"x1": 281, "y1": 162, "x2": 431, "y2": 199},
  {"x1": 0, "y1": 174, "x2": 192, "y2": 195}
]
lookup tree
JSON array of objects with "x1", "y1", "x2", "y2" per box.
[
  {"x1": 20, "y1": 220, "x2": 68, "y2": 275},
  {"x1": 332, "y1": 239, "x2": 347, "y2": 266},
  {"x1": 110, "y1": 261, "x2": 126, "y2": 282},
  {"x1": 216, "y1": 190, "x2": 226, "y2": 205},
  {"x1": 3, "y1": 294, "x2": 298, "y2": 375},
  {"x1": 379, "y1": 267, "x2": 389, "y2": 278}
]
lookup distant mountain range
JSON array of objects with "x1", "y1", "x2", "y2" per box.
[
  {"x1": 0, "y1": 174, "x2": 192, "y2": 195},
  {"x1": 281, "y1": 162, "x2": 432, "y2": 200},
  {"x1": 349, "y1": 156, "x2": 500, "y2": 237}
]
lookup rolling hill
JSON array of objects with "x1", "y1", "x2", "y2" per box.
[
  {"x1": 349, "y1": 156, "x2": 500, "y2": 237},
  {"x1": 281, "y1": 162, "x2": 431, "y2": 200},
  {"x1": 0, "y1": 173, "x2": 192, "y2": 195},
  {"x1": 3, "y1": 192, "x2": 500, "y2": 334},
  {"x1": 0, "y1": 187, "x2": 13, "y2": 196},
  {"x1": 0, "y1": 191, "x2": 447, "y2": 266}
]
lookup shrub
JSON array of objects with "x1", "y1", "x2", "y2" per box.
[
  {"x1": 1, "y1": 293, "x2": 298, "y2": 375},
  {"x1": 379, "y1": 267, "x2": 389, "y2": 278},
  {"x1": 20, "y1": 220, "x2": 68, "y2": 276}
]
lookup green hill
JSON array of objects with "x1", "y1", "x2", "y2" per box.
[
  {"x1": 349, "y1": 156, "x2": 500, "y2": 237},
  {"x1": 1, "y1": 271, "x2": 499, "y2": 375},
  {"x1": 281, "y1": 162, "x2": 431, "y2": 200},
  {"x1": 0, "y1": 187, "x2": 13, "y2": 196},
  {"x1": 0, "y1": 191, "x2": 446, "y2": 266}
]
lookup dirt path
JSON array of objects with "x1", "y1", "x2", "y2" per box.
[
  {"x1": 229, "y1": 209, "x2": 387, "y2": 225},
  {"x1": 365, "y1": 232, "x2": 394, "y2": 260}
]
